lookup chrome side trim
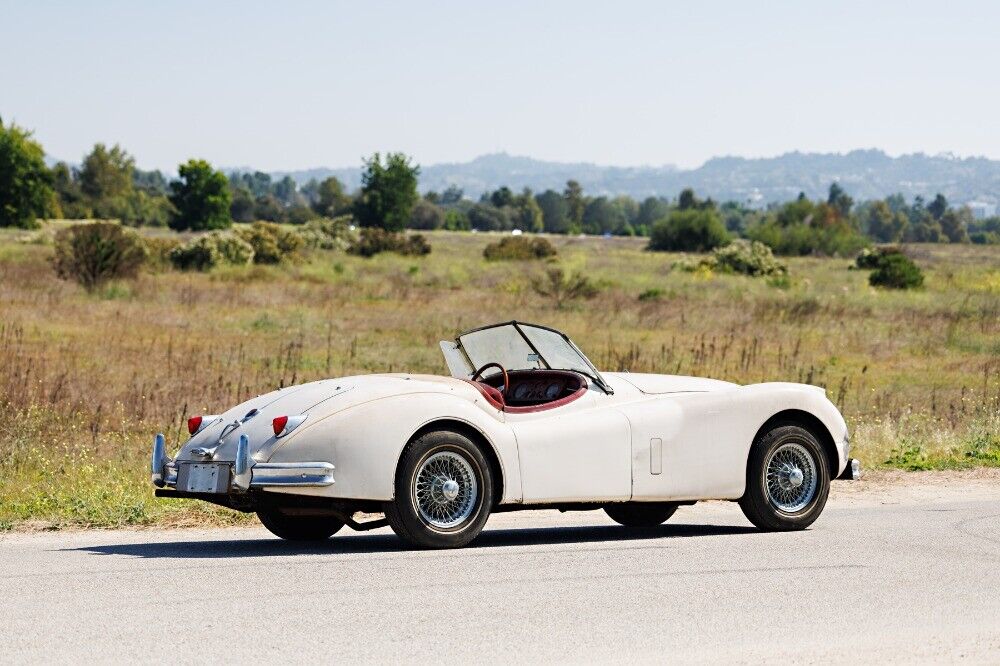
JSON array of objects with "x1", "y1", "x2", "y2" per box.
[{"x1": 250, "y1": 462, "x2": 336, "y2": 487}]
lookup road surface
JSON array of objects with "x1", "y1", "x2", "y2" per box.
[{"x1": 1, "y1": 472, "x2": 998, "y2": 664}]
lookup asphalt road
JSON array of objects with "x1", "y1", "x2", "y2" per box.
[{"x1": 2, "y1": 475, "x2": 999, "y2": 664}]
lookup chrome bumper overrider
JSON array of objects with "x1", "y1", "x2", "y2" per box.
[
  {"x1": 151, "y1": 433, "x2": 335, "y2": 492},
  {"x1": 838, "y1": 458, "x2": 861, "y2": 481}
]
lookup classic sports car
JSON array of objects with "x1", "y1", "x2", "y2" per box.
[{"x1": 152, "y1": 321, "x2": 859, "y2": 548}]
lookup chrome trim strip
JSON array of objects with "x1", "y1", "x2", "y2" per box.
[
  {"x1": 233, "y1": 434, "x2": 251, "y2": 491},
  {"x1": 250, "y1": 462, "x2": 336, "y2": 487}
]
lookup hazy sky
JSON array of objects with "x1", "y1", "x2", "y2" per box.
[{"x1": 3, "y1": 0, "x2": 999, "y2": 171}]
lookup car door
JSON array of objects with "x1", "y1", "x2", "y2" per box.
[{"x1": 507, "y1": 389, "x2": 632, "y2": 503}]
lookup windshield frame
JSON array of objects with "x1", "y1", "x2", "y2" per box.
[{"x1": 454, "y1": 321, "x2": 613, "y2": 394}]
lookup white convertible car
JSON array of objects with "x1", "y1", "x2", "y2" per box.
[{"x1": 152, "y1": 321, "x2": 859, "y2": 548}]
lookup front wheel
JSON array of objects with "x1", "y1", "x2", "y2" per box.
[
  {"x1": 257, "y1": 509, "x2": 345, "y2": 541},
  {"x1": 739, "y1": 424, "x2": 830, "y2": 531},
  {"x1": 385, "y1": 429, "x2": 493, "y2": 549}
]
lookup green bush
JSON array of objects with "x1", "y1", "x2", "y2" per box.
[
  {"x1": 169, "y1": 233, "x2": 254, "y2": 271},
  {"x1": 530, "y1": 266, "x2": 599, "y2": 308},
  {"x1": 648, "y1": 209, "x2": 729, "y2": 252},
  {"x1": 299, "y1": 216, "x2": 355, "y2": 251},
  {"x1": 348, "y1": 228, "x2": 432, "y2": 257},
  {"x1": 868, "y1": 253, "x2": 924, "y2": 289},
  {"x1": 673, "y1": 239, "x2": 786, "y2": 278},
  {"x1": 711, "y1": 239, "x2": 787, "y2": 276},
  {"x1": 483, "y1": 235, "x2": 558, "y2": 261},
  {"x1": 142, "y1": 236, "x2": 181, "y2": 272},
  {"x1": 854, "y1": 246, "x2": 903, "y2": 269},
  {"x1": 746, "y1": 219, "x2": 869, "y2": 257},
  {"x1": 236, "y1": 221, "x2": 304, "y2": 264},
  {"x1": 52, "y1": 222, "x2": 147, "y2": 290}
]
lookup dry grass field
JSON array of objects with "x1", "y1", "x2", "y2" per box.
[{"x1": 0, "y1": 223, "x2": 998, "y2": 529}]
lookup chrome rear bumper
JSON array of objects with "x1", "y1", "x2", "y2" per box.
[{"x1": 151, "y1": 433, "x2": 335, "y2": 492}]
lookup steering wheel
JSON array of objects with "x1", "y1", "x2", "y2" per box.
[{"x1": 471, "y1": 362, "x2": 509, "y2": 397}]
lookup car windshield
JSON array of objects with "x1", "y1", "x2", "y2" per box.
[{"x1": 452, "y1": 322, "x2": 612, "y2": 393}]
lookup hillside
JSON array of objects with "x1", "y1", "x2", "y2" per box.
[{"x1": 270, "y1": 150, "x2": 1000, "y2": 205}]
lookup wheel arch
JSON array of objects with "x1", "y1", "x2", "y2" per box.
[
  {"x1": 751, "y1": 409, "x2": 839, "y2": 477},
  {"x1": 402, "y1": 418, "x2": 505, "y2": 507}
]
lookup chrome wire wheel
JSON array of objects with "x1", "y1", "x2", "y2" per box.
[
  {"x1": 765, "y1": 441, "x2": 818, "y2": 513},
  {"x1": 414, "y1": 450, "x2": 479, "y2": 530}
]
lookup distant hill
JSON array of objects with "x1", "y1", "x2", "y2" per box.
[{"x1": 264, "y1": 149, "x2": 1000, "y2": 206}]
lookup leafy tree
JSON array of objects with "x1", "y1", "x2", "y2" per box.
[
  {"x1": 133, "y1": 168, "x2": 168, "y2": 194},
  {"x1": 865, "y1": 200, "x2": 908, "y2": 242},
  {"x1": 535, "y1": 189, "x2": 570, "y2": 233},
  {"x1": 489, "y1": 186, "x2": 515, "y2": 208},
  {"x1": 51, "y1": 161, "x2": 89, "y2": 218},
  {"x1": 253, "y1": 194, "x2": 285, "y2": 222},
  {"x1": 313, "y1": 176, "x2": 351, "y2": 217},
  {"x1": 904, "y1": 210, "x2": 942, "y2": 242},
  {"x1": 513, "y1": 188, "x2": 544, "y2": 232},
  {"x1": 939, "y1": 207, "x2": 970, "y2": 243},
  {"x1": 467, "y1": 202, "x2": 510, "y2": 231},
  {"x1": 79, "y1": 144, "x2": 134, "y2": 201},
  {"x1": 563, "y1": 180, "x2": 585, "y2": 231},
  {"x1": 229, "y1": 187, "x2": 256, "y2": 223},
  {"x1": 408, "y1": 199, "x2": 445, "y2": 229},
  {"x1": 927, "y1": 193, "x2": 948, "y2": 221},
  {"x1": 440, "y1": 185, "x2": 464, "y2": 205},
  {"x1": 353, "y1": 152, "x2": 420, "y2": 232},
  {"x1": 827, "y1": 182, "x2": 854, "y2": 218},
  {"x1": 648, "y1": 209, "x2": 729, "y2": 252},
  {"x1": 636, "y1": 197, "x2": 670, "y2": 230},
  {"x1": 272, "y1": 175, "x2": 299, "y2": 205},
  {"x1": 582, "y1": 197, "x2": 627, "y2": 235},
  {"x1": 0, "y1": 118, "x2": 54, "y2": 228},
  {"x1": 168, "y1": 159, "x2": 231, "y2": 231},
  {"x1": 443, "y1": 209, "x2": 470, "y2": 231},
  {"x1": 677, "y1": 188, "x2": 714, "y2": 211}
]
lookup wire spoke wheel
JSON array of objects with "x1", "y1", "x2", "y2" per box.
[
  {"x1": 414, "y1": 450, "x2": 479, "y2": 530},
  {"x1": 764, "y1": 441, "x2": 818, "y2": 513}
]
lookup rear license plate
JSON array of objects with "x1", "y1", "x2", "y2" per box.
[{"x1": 178, "y1": 463, "x2": 231, "y2": 493}]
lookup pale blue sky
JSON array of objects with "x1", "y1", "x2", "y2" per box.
[{"x1": 3, "y1": 0, "x2": 998, "y2": 171}]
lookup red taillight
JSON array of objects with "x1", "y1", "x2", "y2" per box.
[
  {"x1": 187, "y1": 415, "x2": 203, "y2": 435},
  {"x1": 272, "y1": 416, "x2": 289, "y2": 437}
]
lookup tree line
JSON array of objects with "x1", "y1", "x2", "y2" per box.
[{"x1": 2, "y1": 118, "x2": 998, "y2": 251}]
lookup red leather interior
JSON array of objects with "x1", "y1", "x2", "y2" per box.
[{"x1": 464, "y1": 370, "x2": 588, "y2": 413}]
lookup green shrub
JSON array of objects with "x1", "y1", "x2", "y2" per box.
[
  {"x1": 236, "y1": 221, "x2": 304, "y2": 264},
  {"x1": 483, "y1": 235, "x2": 558, "y2": 261},
  {"x1": 348, "y1": 228, "x2": 432, "y2": 257},
  {"x1": 648, "y1": 209, "x2": 729, "y2": 252},
  {"x1": 854, "y1": 246, "x2": 903, "y2": 269},
  {"x1": 142, "y1": 236, "x2": 181, "y2": 272},
  {"x1": 169, "y1": 233, "x2": 254, "y2": 271},
  {"x1": 673, "y1": 240, "x2": 786, "y2": 278},
  {"x1": 638, "y1": 288, "x2": 664, "y2": 301},
  {"x1": 530, "y1": 266, "x2": 598, "y2": 308},
  {"x1": 970, "y1": 231, "x2": 1000, "y2": 245},
  {"x1": 746, "y1": 219, "x2": 869, "y2": 257},
  {"x1": 299, "y1": 216, "x2": 355, "y2": 251},
  {"x1": 52, "y1": 222, "x2": 147, "y2": 290},
  {"x1": 711, "y1": 239, "x2": 787, "y2": 276},
  {"x1": 868, "y1": 253, "x2": 924, "y2": 289}
]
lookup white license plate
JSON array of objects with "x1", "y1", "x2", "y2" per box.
[{"x1": 182, "y1": 463, "x2": 230, "y2": 493}]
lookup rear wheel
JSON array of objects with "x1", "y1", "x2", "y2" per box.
[
  {"x1": 604, "y1": 502, "x2": 679, "y2": 527},
  {"x1": 385, "y1": 429, "x2": 493, "y2": 549},
  {"x1": 739, "y1": 424, "x2": 830, "y2": 531},
  {"x1": 257, "y1": 509, "x2": 345, "y2": 541}
]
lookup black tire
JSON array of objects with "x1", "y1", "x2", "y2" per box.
[
  {"x1": 739, "y1": 424, "x2": 830, "y2": 531},
  {"x1": 257, "y1": 509, "x2": 345, "y2": 541},
  {"x1": 604, "y1": 502, "x2": 679, "y2": 527},
  {"x1": 385, "y1": 429, "x2": 493, "y2": 549}
]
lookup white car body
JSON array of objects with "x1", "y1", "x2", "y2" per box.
[{"x1": 154, "y1": 323, "x2": 855, "y2": 512}]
